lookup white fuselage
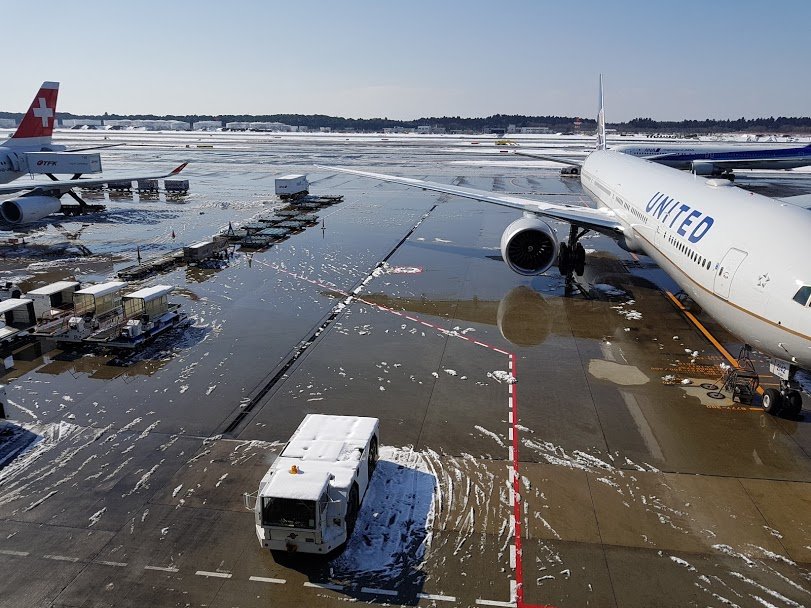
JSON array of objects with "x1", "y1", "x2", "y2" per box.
[
  {"x1": 0, "y1": 147, "x2": 26, "y2": 184},
  {"x1": 580, "y1": 150, "x2": 811, "y2": 368},
  {"x1": 0, "y1": 140, "x2": 66, "y2": 185}
]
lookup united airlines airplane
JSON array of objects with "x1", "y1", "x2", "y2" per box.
[{"x1": 322, "y1": 77, "x2": 811, "y2": 418}]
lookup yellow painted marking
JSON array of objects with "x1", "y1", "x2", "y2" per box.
[{"x1": 666, "y1": 291, "x2": 764, "y2": 402}]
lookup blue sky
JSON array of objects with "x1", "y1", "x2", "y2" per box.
[{"x1": 4, "y1": 0, "x2": 810, "y2": 121}]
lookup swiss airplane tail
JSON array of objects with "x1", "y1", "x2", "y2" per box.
[
  {"x1": 3, "y1": 82, "x2": 59, "y2": 148},
  {"x1": 596, "y1": 74, "x2": 607, "y2": 151}
]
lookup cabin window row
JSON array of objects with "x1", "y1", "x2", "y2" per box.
[
  {"x1": 667, "y1": 233, "x2": 711, "y2": 270},
  {"x1": 620, "y1": 199, "x2": 648, "y2": 224}
]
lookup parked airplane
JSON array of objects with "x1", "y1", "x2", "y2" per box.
[
  {"x1": 0, "y1": 81, "x2": 187, "y2": 224},
  {"x1": 518, "y1": 128, "x2": 811, "y2": 180},
  {"x1": 322, "y1": 76, "x2": 811, "y2": 418},
  {"x1": 612, "y1": 141, "x2": 811, "y2": 179},
  {"x1": 0, "y1": 81, "x2": 106, "y2": 185}
]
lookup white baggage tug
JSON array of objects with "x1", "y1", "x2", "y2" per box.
[{"x1": 247, "y1": 414, "x2": 379, "y2": 554}]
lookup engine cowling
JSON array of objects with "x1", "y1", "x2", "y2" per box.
[
  {"x1": 691, "y1": 161, "x2": 716, "y2": 176},
  {"x1": 1, "y1": 195, "x2": 62, "y2": 224},
  {"x1": 499, "y1": 216, "x2": 558, "y2": 276}
]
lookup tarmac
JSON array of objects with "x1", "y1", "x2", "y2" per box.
[{"x1": 0, "y1": 131, "x2": 809, "y2": 607}]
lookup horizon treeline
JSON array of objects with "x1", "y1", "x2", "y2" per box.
[{"x1": 1, "y1": 110, "x2": 810, "y2": 134}]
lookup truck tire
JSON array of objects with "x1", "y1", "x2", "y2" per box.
[
  {"x1": 368, "y1": 436, "x2": 378, "y2": 478},
  {"x1": 346, "y1": 484, "x2": 359, "y2": 537}
]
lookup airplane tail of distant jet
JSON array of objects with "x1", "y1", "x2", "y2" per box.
[
  {"x1": 1, "y1": 82, "x2": 59, "y2": 149},
  {"x1": 596, "y1": 74, "x2": 607, "y2": 151}
]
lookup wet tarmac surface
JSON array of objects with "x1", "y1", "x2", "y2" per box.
[{"x1": 0, "y1": 132, "x2": 810, "y2": 607}]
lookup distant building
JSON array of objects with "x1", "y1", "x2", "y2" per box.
[
  {"x1": 520, "y1": 127, "x2": 550, "y2": 134},
  {"x1": 103, "y1": 119, "x2": 190, "y2": 131},
  {"x1": 416, "y1": 125, "x2": 431, "y2": 134},
  {"x1": 225, "y1": 121, "x2": 295, "y2": 132},
  {"x1": 319, "y1": 127, "x2": 331, "y2": 133},
  {"x1": 193, "y1": 120, "x2": 223, "y2": 131},
  {"x1": 61, "y1": 119, "x2": 102, "y2": 128},
  {"x1": 506, "y1": 124, "x2": 517, "y2": 134},
  {"x1": 0, "y1": 118, "x2": 16, "y2": 129}
]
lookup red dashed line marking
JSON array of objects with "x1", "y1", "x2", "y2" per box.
[{"x1": 264, "y1": 261, "x2": 554, "y2": 608}]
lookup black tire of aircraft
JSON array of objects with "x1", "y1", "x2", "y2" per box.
[{"x1": 762, "y1": 388, "x2": 783, "y2": 415}]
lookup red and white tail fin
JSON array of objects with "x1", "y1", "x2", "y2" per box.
[{"x1": 4, "y1": 82, "x2": 59, "y2": 148}]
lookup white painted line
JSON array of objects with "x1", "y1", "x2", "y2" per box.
[
  {"x1": 508, "y1": 360, "x2": 513, "y2": 371},
  {"x1": 508, "y1": 427, "x2": 514, "y2": 441},
  {"x1": 510, "y1": 580, "x2": 517, "y2": 602},
  {"x1": 508, "y1": 446, "x2": 514, "y2": 461},
  {"x1": 509, "y1": 513, "x2": 515, "y2": 535},
  {"x1": 303, "y1": 581, "x2": 344, "y2": 591},
  {"x1": 0, "y1": 549, "x2": 29, "y2": 557},
  {"x1": 508, "y1": 410, "x2": 513, "y2": 423},
  {"x1": 249, "y1": 576, "x2": 286, "y2": 584},
  {"x1": 144, "y1": 565, "x2": 179, "y2": 573},
  {"x1": 96, "y1": 560, "x2": 127, "y2": 567},
  {"x1": 196, "y1": 570, "x2": 231, "y2": 579},
  {"x1": 509, "y1": 544, "x2": 516, "y2": 568},
  {"x1": 44, "y1": 554, "x2": 80, "y2": 563},
  {"x1": 508, "y1": 396, "x2": 513, "y2": 408},
  {"x1": 493, "y1": 348, "x2": 509, "y2": 355},
  {"x1": 509, "y1": 489, "x2": 515, "y2": 506},
  {"x1": 361, "y1": 587, "x2": 398, "y2": 596},
  {"x1": 474, "y1": 341, "x2": 488, "y2": 348},
  {"x1": 476, "y1": 599, "x2": 516, "y2": 607},
  {"x1": 417, "y1": 592, "x2": 457, "y2": 602}
]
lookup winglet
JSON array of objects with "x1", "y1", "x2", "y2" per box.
[
  {"x1": 596, "y1": 74, "x2": 607, "y2": 151},
  {"x1": 169, "y1": 162, "x2": 188, "y2": 176},
  {"x1": 6, "y1": 81, "x2": 59, "y2": 146}
]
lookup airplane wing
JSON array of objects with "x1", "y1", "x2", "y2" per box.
[
  {"x1": 513, "y1": 151, "x2": 584, "y2": 167},
  {"x1": 777, "y1": 193, "x2": 811, "y2": 209},
  {"x1": 0, "y1": 162, "x2": 188, "y2": 197},
  {"x1": 318, "y1": 165, "x2": 623, "y2": 237}
]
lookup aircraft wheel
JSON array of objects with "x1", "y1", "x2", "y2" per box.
[
  {"x1": 574, "y1": 243, "x2": 586, "y2": 276},
  {"x1": 785, "y1": 391, "x2": 803, "y2": 418},
  {"x1": 346, "y1": 483, "x2": 359, "y2": 536},
  {"x1": 762, "y1": 388, "x2": 783, "y2": 415}
]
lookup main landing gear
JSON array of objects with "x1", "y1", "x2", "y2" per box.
[
  {"x1": 558, "y1": 225, "x2": 587, "y2": 295},
  {"x1": 762, "y1": 356, "x2": 804, "y2": 419}
]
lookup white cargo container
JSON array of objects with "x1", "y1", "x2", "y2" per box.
[
  {"x1": 22, "y1": 152, "x2": 102, "y2": 175},
  {"x1": 26, "y1": 280, "x2": 79, "y2": 320},
  {"x1": 275, "y1": 174, "x2": 309, "y2": 199},
  {"x1": 247, "y1": 414, "x2": 379, "y2": 554}
]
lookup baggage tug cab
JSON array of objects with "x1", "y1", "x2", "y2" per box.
[{"x1": 248, "y1": 414, "x2": 379, "y2": 554}]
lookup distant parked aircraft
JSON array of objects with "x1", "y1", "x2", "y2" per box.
[{"x1": 0, "y1": 82, "x2": 187, "y2": 224}]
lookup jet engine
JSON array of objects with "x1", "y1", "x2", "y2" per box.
[
  {"x1": 1, "y1": 195, "x2": 62, "y2": 224},
  {"x1": 691, "y1": 161, "x2": 717, "y2": 176},
  {"x1": 499, "y1": 216, "x2": 558, "y2": 276}
]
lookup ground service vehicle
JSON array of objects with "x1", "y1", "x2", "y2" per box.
[{"x1": 246, "y1": 414, "x2": 379, "y2": 554}]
